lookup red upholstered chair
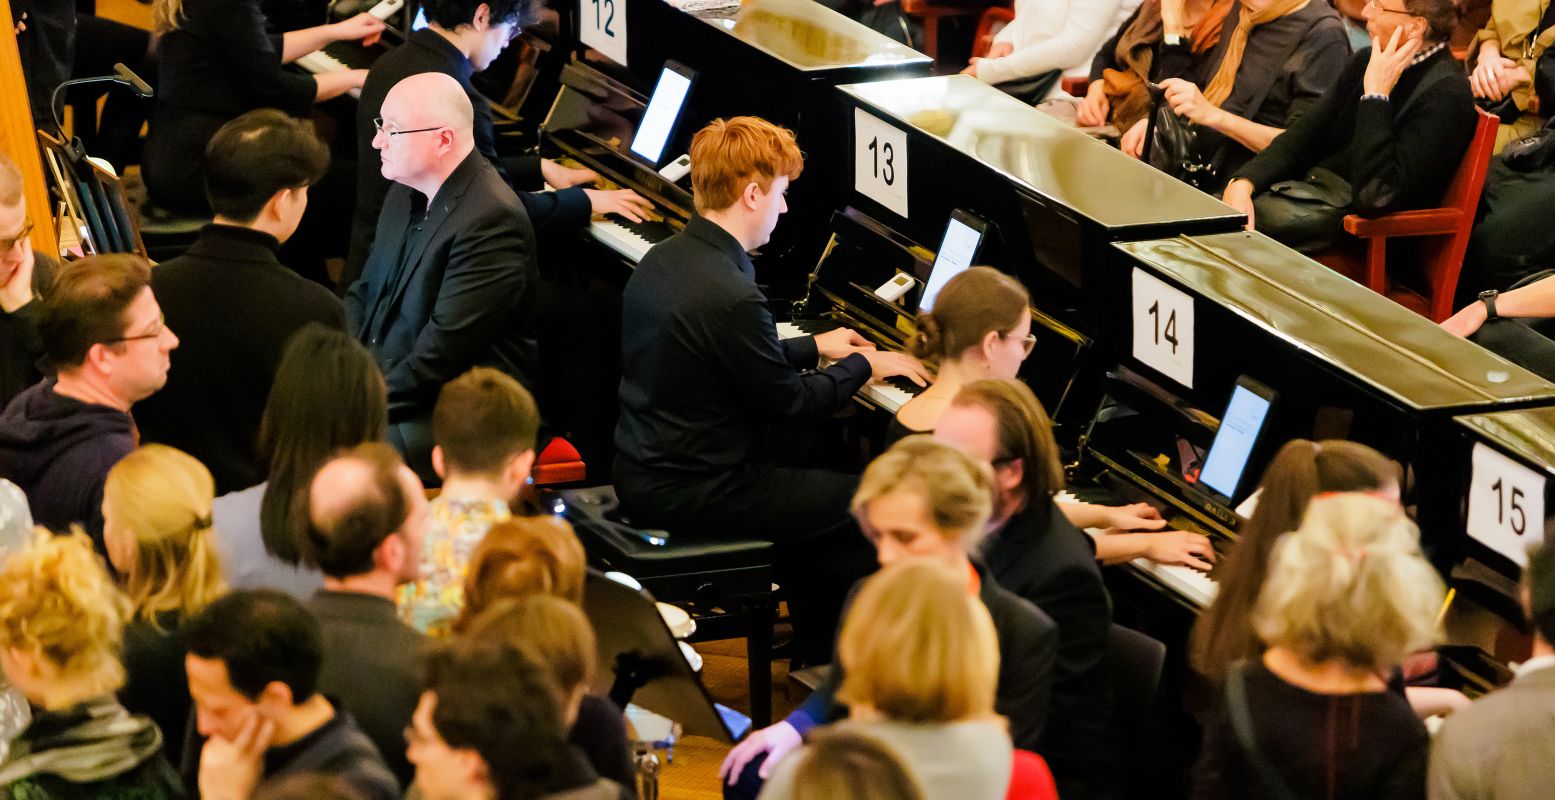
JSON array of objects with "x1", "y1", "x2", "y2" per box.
[
  {"x1": 1313, "y1": 108, "x2": 1499, "y2": 322},
  {"x1": 971, "y1": 6, "x2": 1014, "y2": 59},
  {"x1": 1061, "y1": 76, "x2": 1089, "y2": 96},
  {"x1": 907, "y1": 0, "x2": 1009, "y2": 63},
  {"x1": 1006, "y1": 749, "x2": 1059, "y2": 800},
  {"x1": 531, "y1": 437, "x2": 587, "y2": 486}
]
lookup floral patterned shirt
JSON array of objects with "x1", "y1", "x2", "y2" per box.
[{"x1": 397, "y1": 495, "x2": 511, "y2": 636}]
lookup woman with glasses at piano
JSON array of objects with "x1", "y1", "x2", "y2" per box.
[
  {"x1": 1188, "y1": 439, "x2": 1470, "y2": 718},
  {"x1": 895, "y1": 266, "x2": 1220, "y2": 570},
  {"x1": 1191, "y1": 493, "x2": 1439, "y2": 800}
]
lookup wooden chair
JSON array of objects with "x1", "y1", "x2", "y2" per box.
[
  {"x1": 905, "y1": 0, "x2": 1008, "y2": 63},
  {"x1": 1314, "y1": 108, "x2": 1499, "y2": 322}
]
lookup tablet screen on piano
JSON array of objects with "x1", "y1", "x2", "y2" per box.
[
  {"x1": 919, "y1": 211, "x2": 987, "y2": 313},
  {"x1": 631, "y1": 62, "x2": 697, "y2": 166},
  {"x1": 1199, "y1": 378, "x2": 1276, "y2": 502}
]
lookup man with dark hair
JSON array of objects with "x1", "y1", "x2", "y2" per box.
[
  {"x1": 409, "y1": 638, "x2": 625, "y2": 800},
  {"x1": 345, "y1": 0, "x2": 650, "y2": 287},
  {"x1": 1221, "y1": 0, "x2": 1475, "y2": 253},
  {"x1": 1429, "y1": 543, "x2": 1555, "y2": 799},
  {"x1": 183, "y1": 589, "x2": 398, "y2": 800},
  {"x1": 401, "y1": 367, "x2": 538, "y2": 633},
  {"x1": 0, "y1": 151, "x2": 55, "y2": 410},
  {"x1": 302, "y1": 441, "x2": 429, "y2": 786},
  {"x1": 0, "y1": 254, "x2": 177, "y2": 551},
  {"x1": 135, "y1": 110, "x2": 348, "y2": 495}
]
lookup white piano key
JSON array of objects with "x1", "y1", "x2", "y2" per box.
[
  {"x1": 588, "y1": 219, "x2": 653, "y2": 263},
  {"x1": 1129, "y1": 558, "x2": 1217, "y2": 607}
]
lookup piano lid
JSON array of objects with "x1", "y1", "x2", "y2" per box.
[
  {"x1": 837, "y1": 75, "x2": 1241, "y2": 231},
  {"x1": 1116, "y1": 232, "x2": 1555, "y2": 410},
  {"x1": 1456, "y1": 407, "x2": 1555, "y2": 479},
  {"x1": 690, "y1": 0, "x2": 931, "y2": 74}
]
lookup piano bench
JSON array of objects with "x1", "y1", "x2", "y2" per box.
[
  {"x1": 532, "y1": 437, "x2": 587, "y2": 486},
  {"x1": 553, "y1": 485, "x2": 778, "y2": 726},
  {"x1": 135, "y1": 201, "x2": 209, "y2": 263}
]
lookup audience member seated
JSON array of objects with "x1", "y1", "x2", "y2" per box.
[
  {"x1": 0, "y1": 532, "x2": 182, "y2": 798},
  {"x1": 211, "y1": 326, "x2": 387, "y2": 599},
  {"x1": 410, "y1": 637, "x2": 630, "y2": 800},
  {"x1": 723, "y1": 438, "x2": 1055, "y2": 793},
  {"x1": 0, "y1": 152, "x2": 55, "y2": 411},
  {"x1": 776, "y1": 728, "x2": 925, "y2": 800},
  {"x1": 183, "y1": 590, "x2": 399, "y2": 800},
  {"x1": 962, "y1": 0, "x2": 1128, "y2": 103},
  {"x1": 300, "y1": 443, "x2": 430, "y2": 788},
  {"x1": 346, "y1": 0, "x2": 650, "y2": 286},
  {"x1": 135, "y1": 110, "x2": 348, "y2": 496},
  {"x1": 399, "y1": 368, "x2": 537, "y2": 635},
  {"x1": 0, "y1": 480, "x2": 32, "y2": 759},
  {"x1": 141, "y1": 0, "x2": 382, "y2": 215},
  {"x1": 934, "y1": 379, "x2": 1114, "y2": 797},
  {"x1": 1075, "y1": 0, "x2": 1236, "y2": 134},
  {"x1": 103, "y1": 444, "x2": 226, "y2": 764},
  {"x1": 345, "y1": 73, "x2": 542, "y2": 482},
  {"x1": 1429, "y1": 541, "x2": 1555, "y2": 800},
  {"x1": 1123, "y1": 0, "x2": 1349, "y2": 191},
  {"x1": 758, "y1": 558, "x2": 1015, "y2": 800},
  {"x1": 253, "y1": 773, "x2": 373, "y2": 800},
  {"x1": 1191, "y1": 494, "x2": 1440, "y2": 799},
  {"x1": 1221, "y1": 0, "x2": 1475, "y2": 253},
  {"x1": 896, "y1": 268, "x2": 1214, "y2": 568},
  {"x1": 0, "y1": 255, "x2": 178, "y2": 554},
  {"x1": 614, "y1": 115, "x2": 927, "y2": 664},
  {"x1": 457, "y1": 596, "x2": 635, "y2": 788},
  {"x1": 1442, "y1": 269, "x2": 1555, "y2": 381},
  {"x1": 1468, "y1": 0, "x2": 1552, "y2": 150}
]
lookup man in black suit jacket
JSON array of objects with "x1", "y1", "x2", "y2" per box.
[
  {"x1": 936, "y1": 378, "x2": 1116, "y2": 799},
  {"x1": 344, "y1": 0, "x2": 650, "y2": 288},
  {"x1": 345, "y1": 72, "x2": 540, "y2": 479},
  {"x1": 301, "y1": 442, "x2": 429, "y2": 788},
  {"x1": 136, "y1": 111, "x2": 347, "y2": 495}
]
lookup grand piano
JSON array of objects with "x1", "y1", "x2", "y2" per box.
[{"x1": 545, "y1": 0, "x2": 931, "y2": 280}]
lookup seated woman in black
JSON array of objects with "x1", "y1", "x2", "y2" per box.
[
  {"x1": 719, "y1": 437, "x2": 1057, "y2": 796},
  {"x1": 142, "y1": 0, "x2": 384, "y2": 214}
]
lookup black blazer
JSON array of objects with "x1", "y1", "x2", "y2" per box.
[
  {"x1": 789, "y1": 561, "x2": 1058, "y2": 751},
  {"x1": 983, "y1": 498, "x2": 1115, "y2": 791},
  {"x1": 143, "y1": 0, "x2": 317, "y2": 212},
  {"x1": 344, "y1": 150, "x2": 540, "y2": 421},
  {"x1": 0, "y1": 254, "x2": 54, "y2": 410},
  {"x1": 136, "y1": 225, "x2": 346, "y2": 494},
  {"x1": 345, "y1": 28, "x2": 591, "y2": 286}
]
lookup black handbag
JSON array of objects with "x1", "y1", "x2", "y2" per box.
[
  {"x1": 1477, "y1": 94, "x2": 1523, "y2": 125},
  {"x1": 1142, "y1": 84, "x2": 1218, "y2": 189}
]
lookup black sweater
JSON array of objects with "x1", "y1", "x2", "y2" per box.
[{"x1": 1231, "y1": 45, "x2": 1476, "y2": 216}]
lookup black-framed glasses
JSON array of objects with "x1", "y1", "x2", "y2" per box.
[
  {"x1": 105, "y1": 314, "x2": 166, "y2": 344},
  {"x1": 1365, "y1": 0, "x2": 1415, "y2": 14},
  {"x1": 0, "y1": 219, "x2": 33, "y2": 253},
  {"x1": 373, "y1": 118, "x2": 446, "y2": 137}
]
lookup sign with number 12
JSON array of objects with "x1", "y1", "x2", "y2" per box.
[{"x1": 580, "y1": 0, "x2": 627, "y2": 66}]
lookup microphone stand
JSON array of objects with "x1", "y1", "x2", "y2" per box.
[{"x1": 48, "y1": 63, "x2": 155, "y2": 153}]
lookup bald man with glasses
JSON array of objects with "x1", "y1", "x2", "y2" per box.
[{"x1": 345, "y1": 72, "x2": 542, "y2": 483}]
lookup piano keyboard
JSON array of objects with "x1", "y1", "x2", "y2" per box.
[
  {"x1": 293, "y1": 49, "x2": 363, "y2": 98},
  {"x1": 587, "y1": 215, "x2": 678, "y2": 264},
  {"x1": 1128, "y1": 557, "x2": 1218, "y2": 607},
  {"x1": 775, "y1": 322, "x2": 924, "y2": 413}
]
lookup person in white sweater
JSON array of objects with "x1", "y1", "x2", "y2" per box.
[{"x1": 965, "y1": 0, "x2": 1142, "y2": 96}]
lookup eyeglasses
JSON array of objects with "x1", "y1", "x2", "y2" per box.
[
  {"x1": 373, "y1": 118, "x2": 446, "y2": 137},
  {"x1": 1365, "y1": 0, "x2": 1415, "y2": 15},
  {"x1": 1001, "y1": 331, "x2": 1038, "y2": 357},
  {"x1": 0, "y1": 219, "x2": 33, "y2": 253},
  {"x1": 105, "y1": 314, "x2": 166, "y2": 344}
]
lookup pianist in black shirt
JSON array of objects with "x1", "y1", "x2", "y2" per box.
[
  {"x1": 613, "y1": 116, "x2": 929, "y2": 662},
  {"x1": 345, "y1": 0, "x2": 652, "y2": 288},
  {"x1": 345, "y1": 73, "x2": 540, "y2": 482}
]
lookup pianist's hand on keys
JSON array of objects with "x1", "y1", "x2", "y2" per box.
[{"x1": 813, "y1": 327, "x2": 876, "y2": 359}]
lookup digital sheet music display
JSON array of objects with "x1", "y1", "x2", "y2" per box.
[
  {"x1": 919, "y1": 217, "x2": 982, "y2": 313},
  {"x1": 1199, "y1": 384, "x2": 1271, "y2": 499},
  {"x1": 631, "y1": 67, "x2": 693, "y2": 164}
]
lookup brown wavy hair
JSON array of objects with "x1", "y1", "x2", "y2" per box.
[{"x1": 911, "y1": 267, "x2": 1029, "y2": 363}]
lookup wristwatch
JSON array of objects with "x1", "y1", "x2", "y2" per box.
[{"x1": 1480, "y1": 289, "x2": 1501, "y2": 320}]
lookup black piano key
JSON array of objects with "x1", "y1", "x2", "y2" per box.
[
  {"x1": 790, "y1": 319, "x2": 838, "y2": 334},
  {"x1": 322, "y1": 41, "x2": 379, "y2": 71},
  {"x1": 605, "y1": 214, "x2": 677, "y2": 243},
  {"x1": 884, "y1": 376, "x2": 926, "y2": 396}
]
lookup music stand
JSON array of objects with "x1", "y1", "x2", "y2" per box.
[{"x1": 581, "y1": 570, "x2": 745, "y2": 744}]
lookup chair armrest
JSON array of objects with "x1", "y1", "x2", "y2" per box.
[{"x1": 1342, "y1": 208, "x2": 1461, "y2": 239}]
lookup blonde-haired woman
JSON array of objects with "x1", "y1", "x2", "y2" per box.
[
  {"x1": 760, "y1": 558, "x2": 1011, "y2": 800},
  {"x1": 1192, "y1": 493, "x2": 1440, "y2": 799},
  {"x1": 103, "y1": 444, "x2": 226, "y2": 763},
  {"x1": 0, "y1": 532, "x2": 182, "y2": 798},
  {"x1": 722, "y1": 437, "x2": 1056, "y2": 792}
]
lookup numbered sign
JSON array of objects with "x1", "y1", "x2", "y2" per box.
[
  {"x1": 579, "y1": 0, "x2": 627, "y2": 66},
  {"x1": 1467, "y1": 443, "x2": 1547, "y2": 567},
  {"x1": 1131, "y1": 268, "x2": 1194, "y2": 389},
  {"x1": 853, "y1": 109, "x2": 908, "y2": 217}
]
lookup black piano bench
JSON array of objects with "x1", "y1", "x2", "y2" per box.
[{"x1": 550, "y1": 485, "x2": 778, "y2": 727}]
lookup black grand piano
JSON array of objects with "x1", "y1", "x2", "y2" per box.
[{"x1": 545, "y1": 0, "x2": 931, "y2": 281}]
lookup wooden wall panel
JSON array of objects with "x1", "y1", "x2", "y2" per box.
[{"x1": 1, "y1": 0, "x2": 62, "y2": 259}]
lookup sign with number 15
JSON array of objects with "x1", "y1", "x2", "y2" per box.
[
  {"x1": 580, "y1": 0, "x2": 627, "y2": 66},
  {"x1": 1467, "y1": 443, "x2": 1546, "y2": 568}
]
